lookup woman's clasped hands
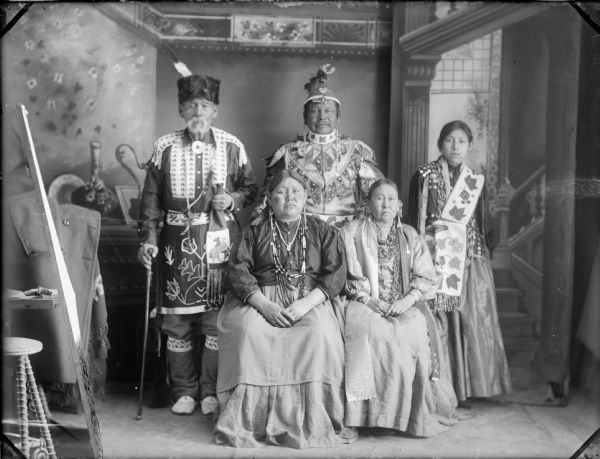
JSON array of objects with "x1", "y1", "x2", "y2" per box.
[
  {"x1": 253, "y1": 297, "x2": 313, "y2": 327},
  {"x1": 254, "y1": 300, "x2": 293, "y2": 327},
  {"x1": 366, "y1": 294, "x2": 415, "y2": 318}
]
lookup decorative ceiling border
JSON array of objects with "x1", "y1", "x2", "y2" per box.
[{"x1": 131, "y1": 4, "x2": 392, "y2": 53}]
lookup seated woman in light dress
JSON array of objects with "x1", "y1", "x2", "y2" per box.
[
  {"x1": 214, "y1": 169, "x2": 348, "y2": 448},
  {"x1": 341, "y1": 178, "x2": 457, "y2": 438}
]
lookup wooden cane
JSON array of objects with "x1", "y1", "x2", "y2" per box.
[{"x1": 136, "y1": 265, "x2": 152, "y2": 420}]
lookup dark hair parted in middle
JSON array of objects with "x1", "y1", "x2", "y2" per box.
[
  {"x1": 367, "y1": 178, "x2": 399, "y2": 200},
  {"x1": 436, "y1": 120, "x2": 473, "y2": 151},
  {"x1": 267, "y1": 169, "x2": 308, "y2": 193}
]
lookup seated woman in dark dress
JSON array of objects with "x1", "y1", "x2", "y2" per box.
[{"x1": 214, "y1": 169, "x2": 347, "y2": 449}]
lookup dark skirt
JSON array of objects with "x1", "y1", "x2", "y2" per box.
[{"x1": 436, "y1": 254, "x2": 512, "y2": 401}]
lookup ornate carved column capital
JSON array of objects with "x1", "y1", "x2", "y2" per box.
[{"x1": 403, "y1": 54, "x2": 440, "y2": 87}]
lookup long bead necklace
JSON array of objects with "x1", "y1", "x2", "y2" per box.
[
  {"x1": 274, "y1": 218, "x2": 301, "y2": 252},
  {"x1": 375, "y1": 217, "x2": 404, "y2": 302},
  {"x1": 375, "y1": 221, "x2": 395, "y2": 261},
  {"x1": 269, "y1": 210, "x2": 307, "y2": 305}
]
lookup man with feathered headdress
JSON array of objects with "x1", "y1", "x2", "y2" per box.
[
  {"x1": 259, "y1": 64, "x2": 383, "y2": 226},
  {"x1": 137, "y1": 67, "x2": 257, "y2": 416}
]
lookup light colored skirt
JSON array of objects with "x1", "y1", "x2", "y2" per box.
[
  {"x1": 344, "y1": 302, "x2": 456, "y2": 436},
  {"x1": 214, "y1": 285, "x2": 345, "y2": 448},
  {"x1": 437, "y1": 254, "x2": 512, "y2": 401}
]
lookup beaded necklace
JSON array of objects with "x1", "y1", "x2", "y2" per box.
[
  {"x1": 269, "y1": 210, "x2": 307, "y2": 305},
  {"x1": 375, "y1": 217, "x2": 404, "y2": 303},
  {"x1": 274, "y1": 216, "x2": 301, "y2": 252}
]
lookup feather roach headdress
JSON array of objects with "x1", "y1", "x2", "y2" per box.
[{"x1": 304, "y1": 64, "x2": 339, "y2": 106}]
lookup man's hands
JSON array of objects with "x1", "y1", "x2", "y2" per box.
[
  {"x1": 137, "y1": 243, "x2": 158, "y2": 270},
  {"x1": 211, "y1": 193, "x2": 233, "y2": 211}
]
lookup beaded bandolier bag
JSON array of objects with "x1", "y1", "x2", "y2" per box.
[
  {"x1": 416, "y1": 157, "x2": 485, "y2": 311},
  {"x1": 184, "y1": 168, "x2": 232, "y2": 306}
]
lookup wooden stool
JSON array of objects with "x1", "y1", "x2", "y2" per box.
[{"x1": 4, "y1": 337, "x2": 56, "y2": 459}]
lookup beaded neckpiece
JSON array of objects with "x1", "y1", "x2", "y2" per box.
[
  {"x1": 375, "y1": 217, "x2": 404, "y2": 303},
  {"x1": 306, "y1": 129, "x2": 338, "y2": 145},
  {"x1": 269, "y1": 210, "x2": 307, "y2": 305}
]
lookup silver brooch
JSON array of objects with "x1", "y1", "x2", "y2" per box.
[{"x1": 192, "y1": 141, "x2": 203, "y2": 154}]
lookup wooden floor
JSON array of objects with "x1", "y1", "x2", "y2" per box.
[
  {"x1": 35, "y1": 378, "x2": 597, "y2": 459},
  {"x1": 4, "y1": 344, "x2": 598, "y2": 458}
]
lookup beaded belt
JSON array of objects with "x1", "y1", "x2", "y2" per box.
[{"x1": 166, "y1": 210, "x2": 234, "y2": 226}]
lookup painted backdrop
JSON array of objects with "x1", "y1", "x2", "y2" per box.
[{"x1": 2, "y1": 3, "x2": 156, "y2": 205}]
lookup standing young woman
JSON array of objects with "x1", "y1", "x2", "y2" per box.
[{"x1": 407, "y1": 120, "x2": 512, "y2": 403}]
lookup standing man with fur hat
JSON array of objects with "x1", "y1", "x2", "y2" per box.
[
  {"x1": 137, "y1": 71, "x2": 257, "y2": 416},
  {"x1": 260, "y1": 65, "x2": 383, "y2": 227}
]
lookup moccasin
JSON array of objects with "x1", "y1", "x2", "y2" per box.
[
  {"x1": 200, "y1": 396, "x2": 219, "y2": 415},
  {"x1": 171, "y1": 395, "x2": 197, "y2": 415}
]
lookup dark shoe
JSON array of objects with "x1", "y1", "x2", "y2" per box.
[
  {"x1": 455, "y1": 407, "x2": 476, "y2": 421},
  {"x1": 457, "y1": 400, "x2": 472, "y2": 409},
  {"x1": 336, "y1": 426, "x2": 358, "y2": 444}
]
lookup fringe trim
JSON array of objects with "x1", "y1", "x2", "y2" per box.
[
  {"x1": 429, "y1": 293, "x2": 461, "y2": 312},
  {"x1": 347, "y1": 394, "x2": 377, "y2": 402},
  {"x1": 207, "y1": 268, "x2": 225, "y2": 306},
  {"x1": 88, "y1": 320, "x2": 110, "y2": 359}
]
